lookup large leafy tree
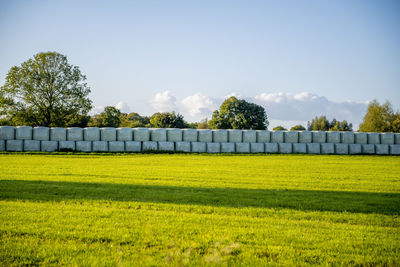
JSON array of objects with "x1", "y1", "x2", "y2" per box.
[
  {"x1": 89, "y1": 106, "x2": 122, "y2": 128},
  {"x1": 149, "y1": 112, "x2": 189, "y2": 128},
  {"x1": 209, "y1": 96, "x2": 268, "y2": 130},
  {"x1": 358, "y1": 100, "x2": 400, "y2": 132},
  {"x1": 0, "y1": 52, "x2": 92, "y2": 127},
  {"x1": 307, "y1": 116, "x2": 353, "y2": 131}
]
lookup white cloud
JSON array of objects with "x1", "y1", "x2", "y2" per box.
[
  {"x1": 181, "y1": 93, "x2": 219, "y2": 121},
  {"x1": 150, "y1": 90, "x2": 177, "y2": 112},
  {"x1": 115, "y1": 101, "x2": 131, "y2": 113}
]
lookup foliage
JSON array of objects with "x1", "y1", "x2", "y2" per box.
[
  {"x1": 88, "y1": 106, "x2": 121, "y2": 127},
  {"x1": 358, "y1": 100, "x2": 400, "y2": 132},
  {"x1": 196, "y1": 118, "x2": 210, "y2": 129},
  {"x1": 209, "y1": 96, "x2": 268, "y2": 130},
  {"x1": 120, "y1": 112, "x2": 150, "y2": 128},
  {"x1": 149, "y1": 112, "x2": 189, "y2": 128},
  {"x1": 273, "y1": 126, "x2": 287, "y2": 131},
  {"x1": 0, "y1": 52, "x2": 92, "y2": 127},
  {"x1": 290, "y1": 125, "x2": 305, "y2": 131},
  {"x1": 307, "y1": 116, "x2": 353, "y2": 131},
  {"x1": 0, "y1": 154, "x2": 399, "y2": 266}
]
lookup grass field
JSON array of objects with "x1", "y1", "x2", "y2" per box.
[{"x1": 0, "y1": 153, "x2": 399, "y2": 266}]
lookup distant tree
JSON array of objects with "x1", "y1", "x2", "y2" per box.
[
  {"x1": 88, "y1": 106, "x2": 121, "y2": 127},
  {"x1": 149, "y1": 112, "x2": 189, "y2": 128},
  {"x1": 197, "y1": 118, "x2": 210, "y2": 129},
  {"x1": 290, "y1": 125, "x2": 306, "y2": 131},
  {"x1": 0, "y1": 52, "x2": 92, "y2": 127},
  {"x1": 273, "y1": 126, "x2": 287, "y2": 131},
  {"x1": 120, "y1": 112, "x2": 150, "y2": 128},
  {"x1": 358, "y1": 100, "x2": 400, "y2": 132},
  {"x1": 307, "y1": 116, "x2": 353, "y2": 131},
  {"x1": 209, "y1": 96, "x2": 268, "y2": 130}
]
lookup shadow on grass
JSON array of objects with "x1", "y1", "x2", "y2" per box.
[{"x1": 1, "y1": 180, "x2": 399, "y2": 214}]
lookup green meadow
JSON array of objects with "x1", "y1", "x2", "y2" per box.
[{"x1": 0, "y1": 153, "x2": 399, "y2": 266}]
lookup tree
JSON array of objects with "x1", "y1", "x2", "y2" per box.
[
  {"x1": 358, "y1": 100, "x2": 400, "y2": 132},
  {"x1": 307, "y1": 116, "x2": 353, "y2": 131},
  {"x1": 273, "y1": 126, "x2": 287, "y2": 131},
  {"x1": 88, "y1": 106, "x2": 121, "y2": 127},
  {"x1": 209, "y1": 96, "x2": 268, "y2": 130},
  {"x1": 149, "y1": 112, "x2": 189, "y2": 128},
  {"x1": 197, "y1": 118, "x2": 210, "y2": 129},
  {"x1": 290, "y1": 125, "x2": 305, "y2": 131},
  {"x1": 119, "y1": 112, "x2": 150, "y2": 128},
  {"x1": 0, "y1": 52, "x2": 92, "y2": 127}
]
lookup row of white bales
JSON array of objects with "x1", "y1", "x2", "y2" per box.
[{"x1": 0, "y1": 126, "x2": 399, "y2": 154}]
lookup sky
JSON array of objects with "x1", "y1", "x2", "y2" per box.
[{"x1": 0, "y1": 0, "x2": 399, "y2": 129}]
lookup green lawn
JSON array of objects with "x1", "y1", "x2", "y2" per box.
[{"x1": 0, "y1": 153, "x2": 399, "y2": 266}]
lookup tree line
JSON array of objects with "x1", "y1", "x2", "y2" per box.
[{"x1": 1, "y1": 52, "x2": 399, "y2": 132}]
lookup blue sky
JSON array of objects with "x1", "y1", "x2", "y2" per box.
[{"x1": 0, "y1": 0, "x2": 399, "y2": 129}]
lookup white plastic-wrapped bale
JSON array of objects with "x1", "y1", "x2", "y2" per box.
[
  {"x1": 375, "y1": 144, "x2": 389, "y2": 155},
  {"x1": 191, "y1": 142, "x2": 206, "y2": 153},
  {"x1": 175, "y1": 141, "x2": 190, "y2": 152},
  {"x1": 133, "y1": 128, "x2": 149, "y2": 141},
  {"x1": 150, "y1": 128, "x2": 167, "y2": 142},
  {"x1": 198, "y1": 130, "x2": 212, "y2": 143},
  {"x1": 307, "y1": 143, "x2": 321, "y2": 154},
  {"x1": 354, "y1": 132, "x2": 367, "y2": 144},
  {"x1": 265, "y1": 143, "x2": 279, "y2": 153},
  {"x1": 59, "y1": 141, "x2": 75, "y2": 151},
  {"x1": 298, "y1": 131, "x2": 312, "y2": 143},
  {"x1": 284, "y1": 131, "x2": 298, "y2": 143},
  {"x1": 0, "y1": 126, "x2": 15, "y2": 140},
  {"x1": 142, "y1": 141, "x2": 158, "y2": 151},
  {"x1": 109, "y1": 141, "x2": 125, "y2": 152},
  {"x1": 207, "y1": 142, "x2": 220, "y2": 153},
  {"x1": 117, "y1": 128, "x2": 133, "y2": 141},
  {"x1": 84, "y1": 127, "x2": 100, "y2": 141},
  {"x1": 395, "y1": 133, "x2": 400, "y2": 144},
  {"x1": 50, "y1": 128, "x2": 67, "y2": 141},
  {"x1": 321, "y1": 143, "x2": 335, "y2": 154},
  {"x1": 335, "y1": 144, "x2": 348, "y2": 155},
  {"x1": 250, "y1": 142, "x2": 264, "y2": 153},
  {"x1": 6, "y1": 140, "x2": 23, "y2": 151},
  {"x1": 361, "y1": 144, "x2": 375, "y2": 154},
  {"x1": 125, "y1": 141, "x2": 141, "y2": 152},
  {"x1": 349, "y1": 144, "x2": 362, "y2": 155},
  {"x1": 326, "y1": 132, "x2": 340, "y2": 143},
  {"x1": 0, "y1": 140, "x2": 5, "y2": 151},
  {"x1": 292, "y1": 143, "x2": 306, "y2": 154},
  {"x1": 92, "y1": 141, "x2": 108, "y2": 152},
  {"x1": 228, "y1": 130, "x2": 242, "y2": 143},
  {"x1": 101, "y1": 128, "x2": 117, "y2": 141},
  {"x1": 183, "y1": 129, "x2": 198, "y2": 142},
  {"x1": 67, "y1": 127, "x2": 83, "y2": 141},
  {"x1": 256, "y1": 130, "x2": 270, "y2": 143},
  {"x1": 76, "y1": 141, "x2": 92, "y2": 152},
  {"x1": 312, "y1": 131, "x2": 326, "y2": 143},
  {"x1": 271, "y1": 131, "x2": 284, "y2": 143},
  {"x1": 16, "y1": 126, "x2": 32, "y2": 140},
  {"x1": 24, "y1": 140, "x2": 40, "y2": 151},
  {"x1": 390, "y1": 145, "x2": 400, "y2": 155},
  {"x1": 367, "y1": 133, "x2": 380, "y2": 144},
  {"x1": 41, "y1": 141, "x2": 58, "y2": 152},
  {"x1": 341, "y1": 132, "x2": 354, "y2": 144},
  {"x1": 167, "y1": 129, "x2": 182, "y2": 142},
  {"x1": 380, "y1": 133, "x2": 394, "y2": 144},
  {"x1": 243, "y1": 130, "x2": 256, "y2": 143},
  {"x1": 158, "y1": 141, "x2": 174, "y2": 151},
  {"x1": 236, "y1": 142, "x2": 250, "y2": 153},
  {"x1": 279, "y1": 143, "x2": 292, "y2": 154},
  {"x1": 212, "y1": 130, "x2": 227, "y2": 143},
  {"x1": 220, "y1": 142, "x2": 235, "y2": 153},
  {"x1": 33, "y1": 127, "x2": 49, "y2": 141}
]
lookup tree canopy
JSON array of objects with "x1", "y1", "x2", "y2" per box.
[
  {"x1": 88, "y1": 106, "x2": 121, "y2": 128},
  {"x1": 358, "y1": 100, "x2": 400, "y2": 132},
  {"x1": 0, "y1": 52, "x2": 92, "y2": 127},
  {"x1": 209, "y1": 96, "x2": 268, "y2": 130},
  {"x1": 290, "y1": 125, "x2": 305, "y2": 131},
  {"x1": 149, "y1": 112, "x2": 189, "y2": 128},
  {"x1": 273, "y1": 126, "x2": 287, "y2": 131},
  {"x1": 307, "y1": 116, "x2": 353, "y2": 131}
]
